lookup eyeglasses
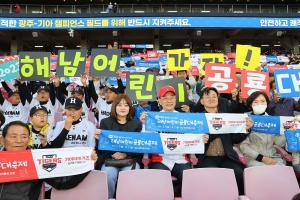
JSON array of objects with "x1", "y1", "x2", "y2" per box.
[{"x1": 33, "y1": 114, "x2": 48, "y2": 118}]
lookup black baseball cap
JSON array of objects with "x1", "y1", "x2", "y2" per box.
[
  {"x1": 37, "y1": 86, "x2": 50, "y2": 93},
  {"x1": 65, "y1": 97, "x2": 82, "y2": 110},
  {"x1": 8, "y1": 90, "x2": 19, "y2": 98},
  {"x1": 72, "y1": 87, "x2": 84, "y2": 96},
  {"x1": 30, "y1": 105, "x2": 48, "y2": 117},
  {"x1": 105, "y1": 84, "x2": 119, "y2": 94}
]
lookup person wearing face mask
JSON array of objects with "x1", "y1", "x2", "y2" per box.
[{"x1": 240, "y1": 91, "x2": 286, "y2": 167}]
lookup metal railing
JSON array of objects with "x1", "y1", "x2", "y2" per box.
[{"x1": 0, "y1": 4, "x2": 299, "y2": 15}]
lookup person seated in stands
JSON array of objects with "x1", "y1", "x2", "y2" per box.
[
  {"x1": 0, "y1": 121, "x2": 97, "y2": 200},
  {"x1": 240, "y1": 91, "x2": 286, "y2": 167},
  {"x1": 95, "y1": 94, "x2": 142, "y2": 199},
  {"x1": 194, "y1": 87, "x2": 253, "y2": 195},
  {"x1": 141, "y1": 85, "x2": 209, "y2": 196}
]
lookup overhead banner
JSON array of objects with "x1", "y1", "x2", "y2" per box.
[
  {"x1": 126, "y1": 72, "x2": 156, "y2": 101},
  {"x1": 98, "y1": 130, "x2": 205, "y2": 154},
  {"x1": 2, "y1": 17, "x2": 300, "y2": 29},
  {"x1": 205, "y1": 63, "x2": 236, "y2": 94},
  {"x1": 0, "y1": 147, "x2": 94, "y2": 183},
  {"x1": 19, "y1": 52, "x2": 50, "y2": 81},
  {"x1": 145, "y1": 112, "x2": 247, "y2": 134},
  {"x1": 0, "y1": 56, "x2": 19, "y2": 81},
  {"x1": 57, "y1": 50, "x2": 87, "y2": 77},
  {"x1": 90, "y1": 49, "x2": 121, "y2": 77},
  {"x1": 167, "y1": 49, "x2": 191, "y2": 71},
  {"x1": 274, "y1": 69, "x2": 300, "y2": 97},
  {"x1": 235, "y1": 45, "x2": 261, "y2": 71},
  {"x1": 155, "y1": 77, "x2": 188, "y2": 106},
  {"x1": 145, "y1": 112, "x2": 208, "y2": 133},
  {"x1": 251, "y1": 115, "x2": 294, "y2": 135},
  {"x1": 240, "y1": 70, "x2": 270, "y2": 99},
  {"x1": 199, "y1": 53, "x2": 224, "y2": 75}
]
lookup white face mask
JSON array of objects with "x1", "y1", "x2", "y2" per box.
[{"x1": 252, "y1": 104, "x2": 267, "y2": 115}]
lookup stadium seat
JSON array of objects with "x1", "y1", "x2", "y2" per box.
[
  {"x1": 181, "y1": 168, "x2": 248, "y2": 200},
  {"x1": 244, "y1": 166, "x2": 300, "y2": 200},
  {"x1": 273, "y1": 144, "x2": 293, "y2": 162},
  {"x1": 51, "y1": 171, "x2": 109, "y2": 200},
  {"x1": 116, "y1": 169, "x2": 174, "y2": 200}
]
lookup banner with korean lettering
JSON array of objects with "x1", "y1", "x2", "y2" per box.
[
  {"x1": 57, "y1": 50, "x2": 87, "y2": 77},
  {"x1": 155, "y1": 77, "x2": 188, "y2": 106},
  {"x1": 251, "y1": 115, "x2": 294, "y2": 135},
  {"x1": 19, "y1": 52, "x2": 50, "y2": 81},
  {"x1": 0, "y1": 56, "x2": 19, "y2": 81},
  {"x1": 145, "y1": 112, "x2": 247, "y2": 134},
  {"x1": 98, "y1": 130, "x2": 205, "y2": 154},
  {"x1": 0, "y1": 147, "x2": 94, "y2": 183},
  {"x1": 240, "y1": 70, "x2": 270, "y2": 99},
  {"x1": 199, "y1": 53, "x2": 224, "y2": 75},
  {"x1": 205, "y1": 63, "x2": 236, "y2": 94},
  {"x1": 145, "y1": 112, "x2": 208, "y2": 133},
  {"x1": 90, "y1": 49, "x2": 121, "y2": 77},
  {"x1": 126, "y1": 72, "x2": 156, "y2": 101},
  {"x1": 167, "y1": 49, "x2": 191, "y2": 71},
  {"x1": 274, "y1": 69, "x2": 300, "y2": 97},
  {"x1": 235, "y1": 45, "x2": 261, "y2": 71}
]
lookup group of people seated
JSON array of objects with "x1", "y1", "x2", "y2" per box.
[{"x1": 1, "y1": 68, "x2": 300, "y2": 199}]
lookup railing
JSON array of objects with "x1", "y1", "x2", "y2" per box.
[{"x1": 0, "y1": 4, "x2": 300, "y2": 15}]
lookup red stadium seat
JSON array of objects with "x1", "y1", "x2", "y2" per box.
[
  {"x1": 244, "y1": 166, "x2": 300, "y2": 200},
  {"x1": 181, "y1": 168, "x2": 248, "y2": 200},
  {"x1": 51, "y1": 171, "x2": 108, "y2": 200},
  {"x1": 116, "y1": 169, "x2": 174, "y2": 200}
]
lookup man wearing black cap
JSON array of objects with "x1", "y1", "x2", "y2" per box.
[
  {"x1": 29, "y1": 85, "x2": 64, "y2": 128},
  {"x1": 0, "y1": 81, "x2": 31, "y2": 127},
  {"x1": 87, "y1": 74, "x2": 124, "y2": 126},
  {"x1": 47, "y1": 97, "x2": 96, "y2": 148}
]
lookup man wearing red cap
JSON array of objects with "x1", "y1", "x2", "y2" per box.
[{"x1": 147, "y1": 85, "x2": 209, "y2": 196}]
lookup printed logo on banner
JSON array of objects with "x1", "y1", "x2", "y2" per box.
[
  {"x1": 166, "y1": 138, "x2": 179, "y2": 150},
  {"x1": 274, "y1": 69, "x2": 300, "y2": 98},
  {"x1": 0, "y1": 56, "x2": 19, "y2": 81},
  {"x1": 126, "y1": 72, "x2": 156, "y2": 101},
  {"x1": 211, "y1": 117, "x2": 224, "y2": 130},
  {"x1": 235, "y1": 45, "x2": 261, "y2": 71},
  {"x1": 205, "y1": 63, "x2": 236, "y2": 94},
  {"x1": 57, "y1": 50, "x2": 87, "y2": 77},
  {"x1": 19, "y1": 52, "x2": 50, "y2": 81},
  {"x1": 167, "y1": 49, "x2": 191, "y2": 71},
  {"x1": 90, "y1": 48, "x2": 121, "y2": 77},
  {"x1": 199, "y1": 53, "x2": 224, "y2": 75},
  {"x1": 41, "y1": 154, "x2": 59, "y2": 172},
  {"x1": 205, "y1": 113, "x2": 247, "y2": 134},
  {"x1": 240, "y1": 70, "x2": 270, "y2": 99}
]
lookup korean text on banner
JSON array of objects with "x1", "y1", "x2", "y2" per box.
[
  {"x1": 199, "y1": 53, "x2": 224, "y2": 75},
  {"x1": 98, "y1": 130, "x2": 205, "y2": 154},
  {"x1": 19, "y1": 52, "x2": 50, "y2": 81},
  {"x1": 145, "y1": 111, "x2": 208, "y2": 133},
  {"x1": 167, "y1": 49, "x2": 191, "y2": 71},
  {"x1": 0, "y1": 147, "x2": 94, "y2": 183},
  {"x1": 240, "y1": 70, "x2": 270, "y2": 99},
  {"x1": 274, "y1": 69, "x2": 300, "y2": 98},
  {"x1": 205, "y1": 63, "x2": 236, "y2": 94}
]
